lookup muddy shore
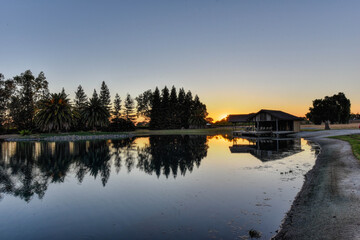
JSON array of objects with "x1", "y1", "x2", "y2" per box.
[{"x1": 274, "y1": 130, "x2": 360, "y2": 239}]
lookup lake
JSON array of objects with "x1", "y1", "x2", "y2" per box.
[{"x1": 0, "y1": 135, "x2": 318, "y2": 239}]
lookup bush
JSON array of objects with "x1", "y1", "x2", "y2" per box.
[{"x1": 108, "y1": 118, "x2": 135, "y2": 132}]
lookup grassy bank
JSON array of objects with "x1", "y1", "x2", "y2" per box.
[
  {"x1": 332, "y1": 134, "x2": 360, "y2": 160},
  {"x1": 301, "y1": 123, "x2": 360, "y2": 130},
  {"x1": 0, "y1": 127, "x2": 234, "y2": 140}
]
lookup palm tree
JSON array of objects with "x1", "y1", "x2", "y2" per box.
[
  {"x1": 35, "y1": 91, "x2": 73, "y2": 132},
  {"x1": 81, "y1": 90, "x2": 110, "y2": 131}
]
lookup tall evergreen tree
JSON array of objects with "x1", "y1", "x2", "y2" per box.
[
  {"x1": 99, "y1": 81, "x2": 111, "y2": 113},
  {"x1": 149, "y1": 87, "x2": 161, "y2": 129},
  {"x1": 74, "y1": 85, "x2": 88, "y2": 110},
  {"x1": 177, "y1": 88, "x2": 186, "y2": 128},
  {"x1": 169, "y1": 86, "x2": 179, "y2": 129},
  {"x1": 34, "y1": 71, "x2": 49, "y2": 101},
  {"x1": 135, "y1": 89, "x2": 152, "y2": 121},
  {"x1": 124, "y1": 93, "x2": 136, "y2": 122},
  {"x1": 73, "y1": 85, "x2": 88, "y2": 130},
  {"x1": 113, "y1": 93, "x2": 122, "y2": 119},
  {"x1": 189, "y1": 95, "x2": 208, "y2": 128},
  {"x1": 161, "y1": 86, "x2": 170, "y2": 128},
  {"x1": 182, "y1": 90, "x2": 193, "y2": 129}
]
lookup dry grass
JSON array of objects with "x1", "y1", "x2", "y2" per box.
[{"x1": 301, "y1": 123, "x2": 360, "y2": 130}]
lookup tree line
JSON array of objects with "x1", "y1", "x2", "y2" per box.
[
  {"x1": 137, "y1": 86, "x2": 208, "y2": 129},
  {"x1": 0, "y1": 70, "x2": 208, "y2": 133}
]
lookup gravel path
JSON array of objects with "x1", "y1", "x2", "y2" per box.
[{"x1": 274, "y1": 129, "x2": 360, "y2": 239}]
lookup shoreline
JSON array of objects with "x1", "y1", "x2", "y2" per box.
[
  {"x1": 2, "y1": 133, "x2": 134, "y2": 142},
  {"x1": 0, "y1": 127, "x2": 233, "y2": 142},
  {"x1": 274, "y1": 129, "x2": 360, "y2": 239}
]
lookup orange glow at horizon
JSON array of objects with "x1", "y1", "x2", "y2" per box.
[{"x1": 208, "y1": 102, "x2": 360, "y2": 122}]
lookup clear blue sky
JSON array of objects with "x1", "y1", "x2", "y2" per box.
[{"x1": 1, "y1": 0, "x2": 359, "y2": 119}]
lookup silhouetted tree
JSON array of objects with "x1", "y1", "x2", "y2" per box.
[
  {"x1": 11, "y1": 70, "x2": 36, "y2": 129},
  {"x1": 34, "y1": 71, "x2": 49, "y2": 101},
  {"x1": 74, "y1": 85, "x2": 88, "y2": 111},
  {"x1": 35, "y1": 90, "x2": 73, "y2": 132},
  {"x1": 99, "y1": 81, "x2": 111, "y2": 114},
  {"x1": 124, "y1": 93, "x2": 136, "y2": 122},
  {"x1": 160, "y1": 86, "x2": 170, "y2": 128},
  {"x1": 82, "y1": 90, "x2": 110, "y2": 130},
  {"x1": 73, "y1": 85, "x2": 88, "y2": 129},
  {"x1": 306, "y1": 92, "x2": 351, "y2": 129},
  {"x1": 135, "y1": 89, "x2": 152, "y2": 121},
  {"x1": 182, "y1": 91, "x2": 193, "y2": 129},
  {"x1": 169, "y1": 86, "x2": 180, "y2": 128},
  {"x1": 189, "y1": 95, "x2": 208, "y2": 128},
  {"x1": 149, "y1": 87, "x2": 161, "y2": 129},
  {"x1": 113, "y1": 93, "x2": 122, "y2": 119}
]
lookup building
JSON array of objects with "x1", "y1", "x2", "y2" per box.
[{"x1": 228, "y1": 109, "x2": 303, "y2": 137}]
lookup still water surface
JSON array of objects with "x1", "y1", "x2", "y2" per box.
[{"x1": 0, "y1": 135, "x2": 318, "y2": 239}]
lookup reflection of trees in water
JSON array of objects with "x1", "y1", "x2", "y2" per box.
[
  {"x1": 0, "y1": 135, "x2": 208, "y2": 201},
  {"x1": 137, "y1": 135, "x2": 208, "y2": 178},
  {"x1": 111, "y1": 138, "x2": 136, "y2": 173},
  {"x1": 80, "y1": 141, "x2": 112, "y2": 186},
  {"x1": 2, "y1": 142, "x2": 48, "y2": 202}
]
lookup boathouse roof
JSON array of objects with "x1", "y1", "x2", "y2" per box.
[
  {"x1": 228, "y1": 109, "x2": 302, "y2": 122},
  {"x1": 227, "y1": 113, "x2": 255, "y2": 122}
]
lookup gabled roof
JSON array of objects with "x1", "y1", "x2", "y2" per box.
[
  {"x1": 253, "y1": 109, "x2": 303, "y2": 121},
  {"x1": 228, "y1": 110, "x2": 302, "y2": 122},
  {"x1": 228, "y1": 113, "x2": 255, "y2": 123}
]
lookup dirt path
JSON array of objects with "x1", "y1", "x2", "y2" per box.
[{"x1": 274, "y1": 130, "x2": 360, "y2": 239}]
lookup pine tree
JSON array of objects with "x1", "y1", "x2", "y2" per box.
[
  {"x1": 113, "y1": 93, "x2": 122, "y2": 119},
  {"x1": 73, "y1": 85, "x2": 88, "y2": 130},
  {"x1": 124, "y1": 93, "x2": 136, "y2": 122},
  {"x1": 189, "y1": 95, "x2": 208, "y2": 128},
  {"x1": 182, "y1": 90, "x2": 193, "y2": 129},
  {"x1": 74, "y1": 85, "x2": 88, "y2": 110},
  {"x1": 161, "y1": 86, "x2": 170, "y2": 129},
  {"x1": 99, "y1": 81, "x2": 111, "y2": 113},
  {"x1": 169, "y1": 86, "x2": 179, "y2": 129},
  {"x1": 177, "y1": 88, "x2": 186, "y2": 129},
  {"x1": 135, "y1": 89, "x2": 152, "y2": 121},
  {"x1": 92, "y1": 89, "x2": 98, "y2": 99},
  {"x1": 149, "y1": 87, "x2": 161, "y2": 129}
]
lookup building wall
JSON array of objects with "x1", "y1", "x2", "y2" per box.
[
  {"x1": 293, "y1": 121, "x2": 301, "y2": 132},
  {"x1": 254, "y1": 113, "x2": 273, "y2": 121}
]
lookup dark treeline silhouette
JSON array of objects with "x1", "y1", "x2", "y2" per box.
[
  {"x1": 0, "y1": 70, "x2": 208, "y2": 133},
  {"x1": 0, "y1": 135, "x2": 208, "y2": 202},
  {"x1": 306, "y1": 92, "x2": 351, "y2": 129},
  {"x1": 142, "y1": 86, "x2": 208, "y2": 129}
]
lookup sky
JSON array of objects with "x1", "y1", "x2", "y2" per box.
[{"x1": 1, "y1": 0, "x2": 359, "y2": 120}]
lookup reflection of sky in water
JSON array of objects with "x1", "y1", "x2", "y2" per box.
[{"x1": 0, "y1": 136, "x2": 317, "y2": 239}]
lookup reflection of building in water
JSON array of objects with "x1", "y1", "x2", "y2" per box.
[{"x1": 229, "y1": 137, "x2": 303, "y2": 161}]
